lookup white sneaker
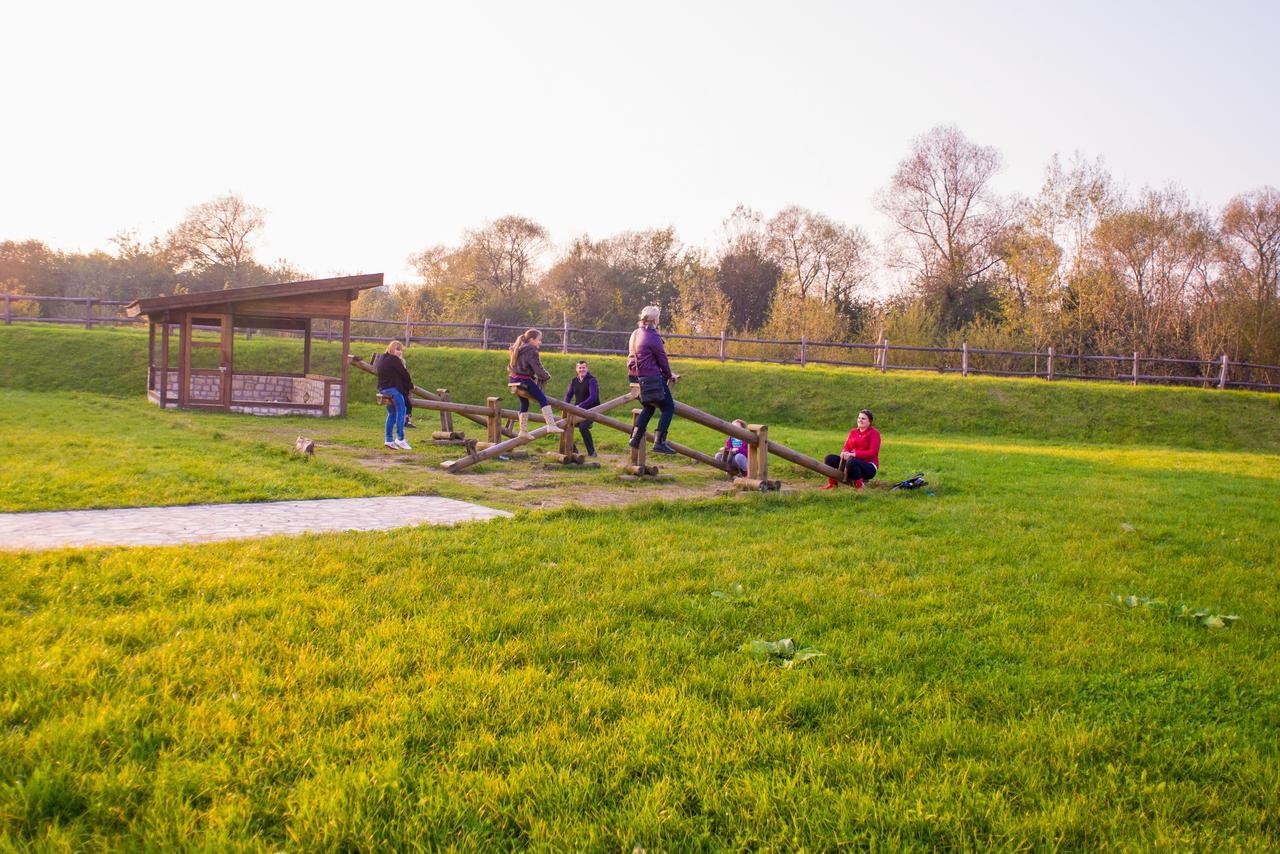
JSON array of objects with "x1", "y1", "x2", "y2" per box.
[
  {"x1": 395, "y1": 439, "x2": 413, "y2": 450},
  {"x1": 385, "y1": 441, "x2": 399, "y2": 451}
]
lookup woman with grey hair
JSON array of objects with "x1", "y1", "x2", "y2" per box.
[{"x1": 627, "y1": 305, "x2": 678, "y2": 454}]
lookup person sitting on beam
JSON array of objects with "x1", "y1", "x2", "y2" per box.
[{"x1": 508, "y1": 328, "x2": 564, "y2": 438}]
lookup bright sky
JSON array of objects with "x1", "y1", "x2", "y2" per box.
[{"x1": 3, "y1": 0, "x2": 1276, "y2": 286}]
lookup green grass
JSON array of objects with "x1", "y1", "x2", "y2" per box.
[{"x1": 1, "y1": 324, "x2": 1278, "y2": 848}]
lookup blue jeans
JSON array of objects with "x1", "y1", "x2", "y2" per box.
[
  {"x1": 380, "y1": 387, "x2": 406, "y2": 442},
  {"x1": 631, "y1": 376, "x2": 674, "y2": 435},
  {"x1": 511, "y1": 379, "x2": 548, "y2": 412}
]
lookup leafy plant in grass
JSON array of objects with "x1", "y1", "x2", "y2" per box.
[
  {"x1": 743, "y1": 637, "x2": 825, "y2": 668},
  {"x1": 1112, "y1": 594, "x2": 1241, "y2": 629},
  {"x1": 711, "y1": 582, "x2": 750, "y2": 604}
]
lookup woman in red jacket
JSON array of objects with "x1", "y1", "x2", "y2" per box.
[{"x1": 821, "y1": 409, "x2": 879, "y2": 490}]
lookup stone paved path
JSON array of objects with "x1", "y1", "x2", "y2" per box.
[{"x1": 0, "y1": 496, "x2": 512, "y2": 552}]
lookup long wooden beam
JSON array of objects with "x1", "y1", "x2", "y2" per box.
[
  {"x1": 549, "y1": 398, "x2": 730, "y2": 473},
  {"x1": 349, "y1": 355, "x2": 516, "y2": 438},
  {"x1": 672, "y1": 400, "x2": 846, "y2": 482},
  {"x1": 443, "y1": 392, "x2": 637, "y2": 472}
]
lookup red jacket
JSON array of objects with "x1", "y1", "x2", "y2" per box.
[{"x1": 843, "y1": 427, "x2": 880, "y2": 468}]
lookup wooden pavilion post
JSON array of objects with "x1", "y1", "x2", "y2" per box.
[
  {"x1": 303, "y1": 319, "x2": 313, "y2": 375},
  {"x1": 340, "y1": 316, "x2": 351, "y2": 416},
  {"x1": 147, "y1": 320, "x2": 155, "y2": 392},
  {"x1": 159, "y1": 317, "x2": 170, "y2": 408},
  {"x1": 179, "y1": 313, "x2": 191, "y2": 407},
  {"x1": 220, "y1": 312, "x2": 233, "y2": 409}
]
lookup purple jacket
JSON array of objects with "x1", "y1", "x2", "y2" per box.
[{"x1": 628, "y1": 325, "x2": 673, "y2": 381}]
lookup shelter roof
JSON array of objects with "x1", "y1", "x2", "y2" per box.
[{"x1": 126, "y1": 274, "x2": 383, "y2": 318}]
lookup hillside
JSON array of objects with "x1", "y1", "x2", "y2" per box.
[{"x1": 2, "y1": 323, "x2": 1277, "y2": 453}]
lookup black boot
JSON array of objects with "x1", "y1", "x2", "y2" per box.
[
  {"x1": 628, "y1": 427, "x2": 644, "y2": 448},
  {"x1": 651, "y1": 432, "x2": 676, "y2": 455}
]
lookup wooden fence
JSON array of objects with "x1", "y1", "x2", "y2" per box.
[{"x1": 5, "y1": 293, "x2": 1279, "y2": 393}]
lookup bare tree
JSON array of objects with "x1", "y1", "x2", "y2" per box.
[
  {"x1": 466, "y1": 215, "x2": 549, "y2": 295},
  {"x1": 877, "y1": 125, "x2": 1009, "y2": 328},
  {"x1": 763, "y1": 206, "x2": 870, "y2": 336},
  {"x1": 167, "y1": 193, "x2": 266, "y2": 285}
]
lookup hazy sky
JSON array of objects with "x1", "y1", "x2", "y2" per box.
[{"x1": 3, "y1": 0, "x2": 1277, "y2": 285}]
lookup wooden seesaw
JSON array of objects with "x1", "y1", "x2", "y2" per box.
[{"x1": 351, "y1": 354, "x2": 854, "y2": 490}]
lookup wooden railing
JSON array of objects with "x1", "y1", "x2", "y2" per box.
[{"x1": 5, "y1": 293, "x2": 1279, "y2": 393}]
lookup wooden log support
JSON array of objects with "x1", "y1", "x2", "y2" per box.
[
  {"x1": 437, "y1": 389, "x2": 456, "y2": 434},
  {"x1": 734, "y1": 423, "x2": 781, "y2": 491},
  {"x1": 624, "y1": 409, "x2": 653, "y2": 475},
  {"x1": 545, "y1": 413, "x2": 586, "y2": 465},
  {"x1": 477, "y1": 396, "x2": 503, "y2": 449}
]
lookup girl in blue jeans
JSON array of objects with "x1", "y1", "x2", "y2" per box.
[{"x1": 376, "y1": 340, "x2": 413, "y2": 450}]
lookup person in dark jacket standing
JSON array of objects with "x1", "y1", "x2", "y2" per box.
[
  {"x1": 376, "y1": 340, "x2": 413, "y2": 450},
  {"x1": 563, "y1": 360, "x2": 600, "y2": 456},
  {"x1": 508, "y1": 328, "x2": 564, "y2": 438},
  {"x1": 627, "y1": 305, "x2": 678, "y2": 454}
]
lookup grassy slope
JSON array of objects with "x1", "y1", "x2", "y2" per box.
[
  {"x1": 1, "y1": 324, "x2": 1278, "y2": 848},
  {"x1": 3, "y1": 322, "x2": 1278, "y2": 452}
]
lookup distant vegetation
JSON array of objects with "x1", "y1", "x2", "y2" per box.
[{"x1": 3, "y1": 126, "x2": 1278, "y2": 371}]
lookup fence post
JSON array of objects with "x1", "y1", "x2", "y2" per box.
[
  {"x1": 880, "y1": 338, "x2": 888, "y2": 373},
  {"x1": 85, "y1": 298, "x2": 95, "y2": 330},
  {"x1": 1219, "y1": 354, "x2": 1228, "y2": 389},
  {"x1": 482, "y1": 318, "x2": 490, "y2": 351},
  {"x1": 1047, "y1": 345, "x2": 1055, "y2": 381},
  {"x1": 800, "y1": 335, "x2": 807, "y2": 368},
  {"x1": 1132, "y1": 352, "x2": 1139, "y2": 386},
  {"x1": 719, "y1": 329, "x2": 727, "y2": 362},
  {"x1": 405, "y1": 314, "x2": 412, "y2": 347},
  {"x1": 3, "y1": 295, "x2": 10, "y2": 325},
  {"x1": 562, "y1": 311, "x2": 569, "y2": 354},
  {"x1": 961, "y1": 342, "x2": 968, "y2": 377}
]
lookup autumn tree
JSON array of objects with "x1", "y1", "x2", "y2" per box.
[
  {"x1": 467, "y1": 215, "x2": 549, "y2": 295},
  {"x1": 715, "y1": 206, "x2": 780, "y2": 331},
  {"x1": 166, "y1": 193, "x2": 266, "y2": 287},
  {"x1": 877, "y1": 125, "x2": 1009, "y2": 329},
  {"x1": 1218, "y1": 187, "x2": 1280, "y2": 362}
]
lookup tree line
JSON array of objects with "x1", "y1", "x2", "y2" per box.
[{"x1": 3, "y1": 125, "x2": 1277, "y2": 365}]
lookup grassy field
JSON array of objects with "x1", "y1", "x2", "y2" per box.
[{"x1": 1, "y1": 324, "x2": 1278, "y2": 849}]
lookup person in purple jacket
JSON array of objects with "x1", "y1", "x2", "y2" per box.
[
  {"x1": 627, "y1": 305, "x2": 679, "y2": 454},
  {"x1": 563, "y1": 360, "x2": 600, "y2": 457}
]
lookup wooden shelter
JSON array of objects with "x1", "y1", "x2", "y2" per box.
[{"x1": 127, "y1": 274, "x2": 383, "y2": 417}]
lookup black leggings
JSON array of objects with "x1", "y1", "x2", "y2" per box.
[{"x1": 825, "y1": 454, "x2": 877, "y2": 483}]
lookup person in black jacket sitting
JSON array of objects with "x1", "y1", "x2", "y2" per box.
[
  {"x1": 374, "y1": 343, "x2": 418, "y2": 429},
  {"x1": 375, "y1": 340, "x2": 413, "y2": 450}
]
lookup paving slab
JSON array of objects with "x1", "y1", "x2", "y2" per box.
[{"x1": 0, "y1": 496, "x2": 512, "y2": 552}]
